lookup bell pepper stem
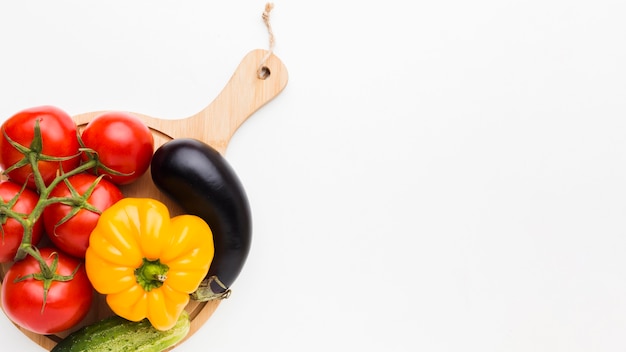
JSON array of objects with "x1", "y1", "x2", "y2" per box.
[{"x1": 135, "y1": 258, "x2": 170, "y2": 292}]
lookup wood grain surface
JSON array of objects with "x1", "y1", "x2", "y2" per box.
[{"x1": 0, "y1": 49, "x2": 288, "y2": 350}]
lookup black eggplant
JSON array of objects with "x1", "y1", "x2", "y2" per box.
[{"x1": 150, "y1": 138, "x2": 251, "y2": 301}]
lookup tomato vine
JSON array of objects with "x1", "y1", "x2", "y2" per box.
[
  {"x1": 1, "y1": 117, "x2": 124, "y2": 294},
  {"x1": 0, "y1": 106, "x2": 156, "y2": 334}
]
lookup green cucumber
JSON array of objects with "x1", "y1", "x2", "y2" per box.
[{"x1": 51, "y1": 310, "x2": 190, "y2": 352}]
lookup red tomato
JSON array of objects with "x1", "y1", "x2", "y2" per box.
[
  {"x1": 80, "y1": 111, "x2": 154, "y2": 185},
  {"x1": 43, "y1": 173, "x2": 123, "y2": 258},
  {"x1": 1, "y1": 247, "x2": 93, "y2": 334},
  {"x1": 0, "y1": 181, "x2": 43, "y2": 262},
  {"x1": 0, "y1": 106, "x2": 80, "y2": 190}
]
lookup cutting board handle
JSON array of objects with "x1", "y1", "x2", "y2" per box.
[
  {"x1": 74, "y1": 49, "x2": 289, "y2": 155},
  {"x1": 180, "y1": 49, "x2": 288, "y2": 153}
]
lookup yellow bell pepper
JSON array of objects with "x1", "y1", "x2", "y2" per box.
[{"x1": 85, "y1": 198, "x2": 214, "y2": 331}]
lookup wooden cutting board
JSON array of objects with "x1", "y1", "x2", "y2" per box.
[{"x1": 0, "y1": 48, "x2": 288, "y2": 350}]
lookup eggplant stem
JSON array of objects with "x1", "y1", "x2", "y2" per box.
[{"x1": 190, "y1": 275, "x2": 231, "y2": 301}]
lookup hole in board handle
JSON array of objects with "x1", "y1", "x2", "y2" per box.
[{"x1": 258, "y1": 66, "x2": 271, "y2": 80}]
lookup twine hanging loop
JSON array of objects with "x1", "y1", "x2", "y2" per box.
[{"x1": 257, "y1": 3, "x2": 275, "y2": 79}]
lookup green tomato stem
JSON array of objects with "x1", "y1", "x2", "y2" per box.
[
  {"x1": 27, "y1": 153, "x2": 47, "y2": 195},
  {"x1": 13, "y1": 158, "x2": 99, "y2": 261},
  {"x1": 13, "y1": 246, "x2": 81, "y2": 313},
  {"x1": 17, "y1": 245, "x2": 53, "y2": 278}
]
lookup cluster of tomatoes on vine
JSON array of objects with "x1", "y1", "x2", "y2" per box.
[{"x1": 0, "y1": 105, "x2": 154, "y2": 334}]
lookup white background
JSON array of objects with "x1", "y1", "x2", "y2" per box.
[{"x1": 1, "y1": 1, "x2": 626, "y2": 351}]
